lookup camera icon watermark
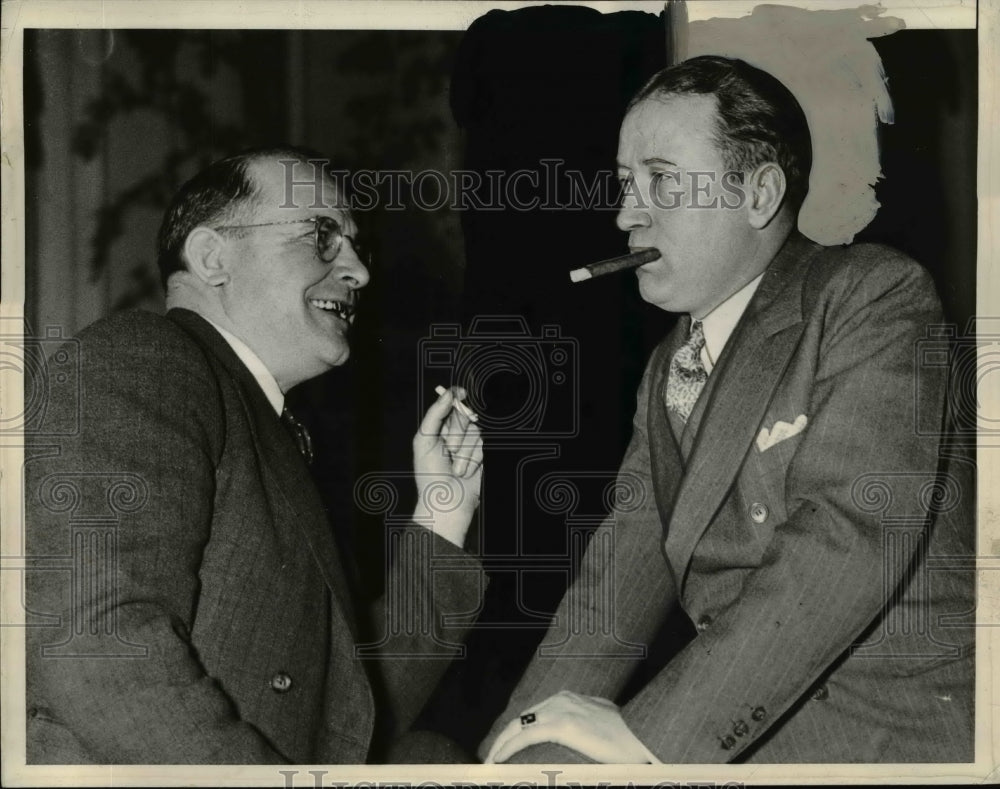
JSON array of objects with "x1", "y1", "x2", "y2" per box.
[
  {"x1": 0, "y1": 319, "x2": 80, "y2": 438},
  {"x1": 418, "y1": 316, "x2": 579, "y2": 442},
  {"x1": 915, "y1": 318, "x2": 1000, "y2": 442}
]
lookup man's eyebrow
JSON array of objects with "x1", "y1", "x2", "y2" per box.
[{"x1": 642, "y1": 157, "x2": 679, "y2": 167}]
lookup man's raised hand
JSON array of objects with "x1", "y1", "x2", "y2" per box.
[{"x1": 412, "y1": 386, "x2": 484, "y2": 547}]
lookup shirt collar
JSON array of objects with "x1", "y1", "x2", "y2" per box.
[
  {"x1": 696, "y1": 272, "x2": 765, "y2": 374},
  {"x1": 204, "y1": 319, "x2": 285, "y2": 415}
]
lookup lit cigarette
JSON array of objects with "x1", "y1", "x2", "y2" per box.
[
  {"x1": 435, "y1": 385, "x2": 479, "y2": 422},
  {"x1": 569, "y1": 248, "x2": 661, "y2": 282}
]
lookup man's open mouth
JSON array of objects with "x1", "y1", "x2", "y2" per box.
[{"x1": 309, "y1": 299, "x2": 354, "y2": 321}]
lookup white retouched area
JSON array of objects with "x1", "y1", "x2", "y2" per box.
[{"x1": 683, "y1": 5, "x2": 903, "y2": 244}]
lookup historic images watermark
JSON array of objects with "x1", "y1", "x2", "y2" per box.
[
  {"x1": 276, "y1": 769, "x2": 746, "y2": 788},
  {"x1": 278, "y1": 157, "x2": 751, "y2": 213}
]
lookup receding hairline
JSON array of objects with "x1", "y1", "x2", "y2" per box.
[
  {"x1": 625, "y1": 90, "x2": 722, "y2": 127},
  {"x1": 622, "y1": 91, "x2": 733, "y2": 166},
  {"x1": 238, "y1": 153, "x2": 352, "y2": 221}
]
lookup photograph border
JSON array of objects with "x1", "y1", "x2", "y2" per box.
[{"x1": 1, "y1": 1, "x2": 996, "y2": 785}]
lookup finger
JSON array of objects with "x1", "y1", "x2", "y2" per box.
[
  {"x1": 452, "y1": 454, "x2": 469, "y2": 479},
  {"x1": 489, "y1": 722, "x2": 554, "y2": 764},
  {"x1": 447, "y1": 410, "x2": 481, "y2": 468},
  {"x1": 442, "y1": 408, "x2": 464, "y2": 450},
  {"x1": 453, "y1": 422, "x2": 483, "y2": 477},
  {"x1": 484, "y1": 716, "x2": 528, "y2": 764},
  {"x1": 460, "y1": 434, "x2": 484, "y2": 479},
  {"x1": 485, "y1": 694, "x2": 561, "y2": 763},
  {"x1": 491, "y1": 700, "x2": 605, "y2": 764},
  {"x1": 451, "y1": 386, "x2": 479, "y2": 424},
  {"x1": 417, "y1": 387, "x2": 454, "y2": 445},
  {"x1": 483, "y1": 720, "x2": 514, "y2": 763},
  {"x1": 441, "y1": 413, "x2": 468, "y2": 477},
  {"x1": 447, "y1": 398, "x2": 472, "y2": 433},
  {"x1": 436, "y1": 385, "x2": 475, "y2": 428}
]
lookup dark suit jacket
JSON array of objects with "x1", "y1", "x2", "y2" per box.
[
  {"x1": 483, "y1": 233, "x2": 975, "y2": 763},
  {"x1": 25, "y1": 308, "x2": 484, "y2": 764}
]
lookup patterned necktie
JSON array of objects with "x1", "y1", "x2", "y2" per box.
[
  {"x1": 665, "y1": 319, "x2": 708, "y2": 422},
  {"x1": 281, "y1": 407, "x2": 314, "y2": 465}
]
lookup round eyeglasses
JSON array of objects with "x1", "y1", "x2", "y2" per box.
[{"x1": 214, "y1": 215, "x2": 370, "y2": 267}]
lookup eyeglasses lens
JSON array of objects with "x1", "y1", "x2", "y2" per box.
[{"x1": 315, "y1": 217, "x2": 343, "y2": 263}]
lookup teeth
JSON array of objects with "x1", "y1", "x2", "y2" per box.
[{"x1": 309, "y1": 299, "x2": 352, "y2": 319}]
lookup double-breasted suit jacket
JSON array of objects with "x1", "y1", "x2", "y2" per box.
[
  {"x1": 26, "y1": 308, "x2": 484, "y2": 763},
  {"x1": 485, "y1": 233, "x2": 974, "y2": 763}
]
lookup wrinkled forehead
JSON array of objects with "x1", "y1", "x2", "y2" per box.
[{"x1": 246, "y1": 156, "x2": 352, "y2": 220}]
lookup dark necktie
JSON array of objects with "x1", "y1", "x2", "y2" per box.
[
  {"x1": 665, "y1": 319, "x2": 708, "y2": 423},
  {"x1": 281, "y1": 407, "x2": 314, "y2": 465}
]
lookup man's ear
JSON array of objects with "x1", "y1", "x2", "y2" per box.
[
  {"x1": 183, "y1": 227, "x2": 230, "y2": 287},
  {"x1": 746, "y1": 163, "x2": 787, "y2": 229}
]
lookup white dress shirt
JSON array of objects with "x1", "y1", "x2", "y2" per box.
[
  {"x1": 205, "y1": 319, "x2": 284, "y2": 415},
  {"x1": 697, "y1": 272, "x2": 765, "y2": 374}
]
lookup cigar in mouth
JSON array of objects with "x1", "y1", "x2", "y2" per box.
[{"x1": 569, "y1": 248, "x2": 661, "y2": 283}]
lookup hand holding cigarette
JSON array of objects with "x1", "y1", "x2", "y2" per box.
[
  {"x1": 412, "y1": 385, "x2": 484, "y2": 547},
  {"x1": 569, "y1": 248, "x2": 661, "y2": 282},
  {"x1": 434, "y1": 384, "x2": 479, "y2": 422}
]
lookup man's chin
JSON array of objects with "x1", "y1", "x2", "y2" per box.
[
  {"x1": 294, "y1": 344, "x2": 351, "y2": 385},
  {"x1": 323, "y1": 344, "x2": 351, "y2": 369},
  {"x1": 637, "y1": 283, "x2": 677, "y2": 313}
]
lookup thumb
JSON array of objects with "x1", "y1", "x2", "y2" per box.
[{"x1": 415, "y1": 387, "x2": 454, "y2": 446}]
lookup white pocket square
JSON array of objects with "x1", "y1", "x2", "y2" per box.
[{"x1": 756, "y1": 414, "x2": 808, "y2": 452}]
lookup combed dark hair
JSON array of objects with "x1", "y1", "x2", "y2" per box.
[
  {"x1": 630, "y1": 56, "x2": 813, "y2": 209},
  {"x1": 155, "y1": 145, "x2": 334, "y2": 287}
]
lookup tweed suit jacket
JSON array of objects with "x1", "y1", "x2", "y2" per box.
[
  {"x1": 484, "y1": 233, "x2": 975, "y2": 763},
  {"x1": 25, "y1": 308, "x2": 484, "y2": 764}
]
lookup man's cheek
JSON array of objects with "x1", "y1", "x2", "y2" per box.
[{"x1": 687, "y1": 170, "x2": 719, "y2": 209}]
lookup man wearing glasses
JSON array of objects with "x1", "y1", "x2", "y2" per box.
[{"x1": 25, "y1": 148, "x2": 484, "y2": 763}]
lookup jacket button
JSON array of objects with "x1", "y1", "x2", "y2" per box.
[
  {"x1": 751, "y1": 706, "x2": 766, "y2": 721},
  {"x1": 733, "y1": 720, "x2": 749, "y2": 737},
  {"x1": 270, "y1": 672, "x2": 293, "y2": 693},
  {"x1": 696, "y1": 615, "x2": 712, "y2": 632},
  {"x1": 749, "y1": 502, "x2": 769, "y2": 523},
  {"x1": 720, "y1": 734, "x2": 737, "y2": 750},
  {"x1": 812, "y1": 684, "x2": 829, "y2": 701}
]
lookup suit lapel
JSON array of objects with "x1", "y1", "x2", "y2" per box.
[
  {"x1": 167, "y1": 309, "x2": 360, "y2": 638},
  {"x1": 663, "y1": 233, "x2": 822, "y2": 591}
]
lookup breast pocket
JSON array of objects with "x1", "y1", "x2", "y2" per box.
[{"x1": 737, "y1": 413, "x2": 807, "y2": 548}]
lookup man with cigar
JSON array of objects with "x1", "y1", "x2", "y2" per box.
[
  {"x1": 25, "y1": 148, "x2": 484, "y2": 763},
  {"x1": 481, "y1": 56, "x2": 974, "y2": 763}
]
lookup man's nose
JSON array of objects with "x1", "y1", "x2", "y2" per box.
[
  {"x1": 616, "y1": 199, "x2": 652, "y2": 233},
  {"x1": 333, "y1": 241, "x2": 370, "y2": 289}
]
